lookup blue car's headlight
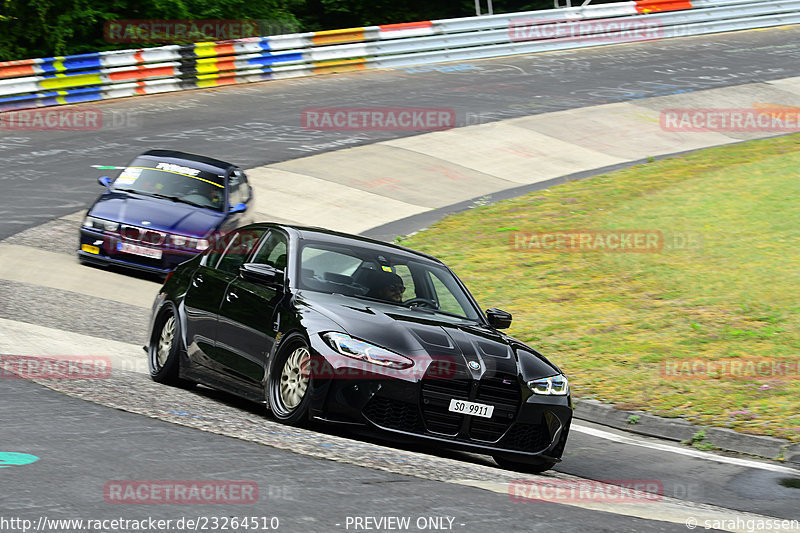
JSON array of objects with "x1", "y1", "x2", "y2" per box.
[
  {"x1": 169, "y1": 235, "x2": 210, "y2": 251},
  {"x1": 527, "y1": 375, "x2": 569, "y2": 396},
  {"x1": 322, "y1": 332, "x2": 413, "y2": 370},
  {"x1": 82, "y1": 216, "x2": 119, "y2": 232}
]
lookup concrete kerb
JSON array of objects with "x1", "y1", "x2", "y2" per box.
[{"x1": 572, "y1": 399, "x2": 797, "y2": 463}]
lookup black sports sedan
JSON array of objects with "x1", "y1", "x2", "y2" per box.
[
  {"x1": 79, "y1": 149, "x2": 255, "y2": 275},
  {"x1": 146, "y1": 223, "x2": 572, "y2": 472}
]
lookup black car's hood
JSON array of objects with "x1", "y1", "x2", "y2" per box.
[
  {"x1": 89, "y1": 191, "x2": 224, "y2": 237},
  {"x1": 298, "y1": 291, "x2": 560, "y2": 380}
]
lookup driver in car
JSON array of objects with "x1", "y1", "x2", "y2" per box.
[
  {"x1": 369, "y1": 271, "x2": 406, "y2": 303},
  {"x1": 208, "y1": 188, "x2": 223, "y2": 208}
]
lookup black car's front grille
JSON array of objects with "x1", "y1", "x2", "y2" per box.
[
  {"x1": 500, "y1": 421, "x2": 553, "y2": 453},
  {"x1": 363, "y1": 396, "x2": 424, "y2": 433},
  {"x1": 419, "y1": 358, "x2": 471, "y2": 435},
  {"x1": 420, "y1": 361, "x2": 521, "y2": 442},
  {"x1": 363, "y1": 361, "x2": 548, "y2": 451},
  {"x1": 468, "y1": 374, "x2": 520, "y2": 442},
  {"x1": 420, "y1": 375, "x2": 470, "y2": 436}
]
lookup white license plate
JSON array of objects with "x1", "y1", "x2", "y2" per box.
[
  {"x1": 117, "y1": 242, "x2": 162, "y2": 259},
  {"x1": 448, "y1": 398, "x2": 494, "y2": 419}
]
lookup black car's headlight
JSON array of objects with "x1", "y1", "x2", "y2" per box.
[
  {"x1": 169, "y1": 235, "x2": 210, "y2": 251},
  {"x1": 527, "y1": 374, "x2": 569, "y2": 396},
  {"x1": 82, "y1": 216, "x2": 119, "y2": 232},
  {"x1": 322, "y1": 332, "x2": 414, "y2": 370}
]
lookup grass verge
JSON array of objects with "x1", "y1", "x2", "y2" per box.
[{"x1": 400, "y1": 134, "x2": 800, "y2": 442}]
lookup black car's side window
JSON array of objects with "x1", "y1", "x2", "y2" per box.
[
  {"x1": 252, "y1": 231, "x2": 288, "y2": 270},
  {"x1": 204, "y1": 231, "x2": 235, "y2": 269},
  {"x1": 216, "y1": 230, "x2": 264, "y2": 274}
]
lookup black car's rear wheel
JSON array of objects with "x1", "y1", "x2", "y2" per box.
[
  {"x1": 149, "y1": 307, "x2": 180, "y2": 384},
  {"x1": 148, "y1": 306, "x2": 195, "y2": 388},
  {"x1": 493, "y1": 456, "x2": 557, "y2": 474},
  {"x1": 268, "y1": 335, "x2": 312, "y2": 425}
]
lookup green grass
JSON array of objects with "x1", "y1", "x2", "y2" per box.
[{"x1": 401, "y1": 133, "x2": 800, "y2": 443}]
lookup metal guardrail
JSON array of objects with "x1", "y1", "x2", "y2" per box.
[{"x1": 0, "y1": 0, "x2": 797, "y2": 112}]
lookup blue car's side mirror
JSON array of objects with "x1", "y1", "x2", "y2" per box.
[
  {"x1": 98, "y1": 176, "x2": 111, "y2": 188},
  {"x1": 229, "y1": 203, "x2": 247, "y2": 214}
]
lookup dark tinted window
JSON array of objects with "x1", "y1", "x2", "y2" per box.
[
  {"x1": 252, "y1": 231, "x2": 288, "y2": 269},
  {"x1": 215, "y1": 229, "x2": 264, "y2": 274}
]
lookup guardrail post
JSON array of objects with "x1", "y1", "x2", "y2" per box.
[{"x1": 475, "y1": 0, "x2": 494, "y2": 16}]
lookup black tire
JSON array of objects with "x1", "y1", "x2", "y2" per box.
[
  {"x1": 148, "y1": 306, "x2": 183, "y2": 385},
  {"x1": 268, "y1": 334, "x2": 312, "y2": 426},
  {"x1": 494, "y1": 456, "x2": 557, "y2": 474}
]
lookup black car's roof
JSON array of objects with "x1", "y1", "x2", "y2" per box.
[
  {"x1": 247, "y1": 223, "x2": 443, "y2": 265},
  {"x1": 136, "y1": 150, "x2": 234, "y2": 174}
]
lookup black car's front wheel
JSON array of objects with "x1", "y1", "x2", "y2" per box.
[
  {"x1": 493, "y1": 456, "x2": 557, "y2": 474},
  {"x1": 268, "y1": 335, "x2": 312, "y2": 425}
]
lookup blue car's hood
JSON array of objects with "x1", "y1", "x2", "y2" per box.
[{"x1": 88, "y1": 191, "x2": 224, "y2": 237}]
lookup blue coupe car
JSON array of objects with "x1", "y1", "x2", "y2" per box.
[{"x1": 78, "y1": 150, "x2": 255, "y2": 276}]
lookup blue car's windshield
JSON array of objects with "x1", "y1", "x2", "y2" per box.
[{"x1": 112, "y1": 158, "x2": 226, "y2": 211}]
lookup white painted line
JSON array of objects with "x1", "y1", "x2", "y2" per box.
[
  {"x1": 0, "y1": 318, "x2": 148, "y2": 374},
  {"x1": 572, "y1": 423, "x2": 800, "y2": 475},
  {"x1": 454, "y1": 477, "x2": 799, "y2": 533}
]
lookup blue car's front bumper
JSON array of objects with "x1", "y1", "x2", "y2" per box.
[{"x1": 78, "y1": 228, "x2": 198, "y2": 275}]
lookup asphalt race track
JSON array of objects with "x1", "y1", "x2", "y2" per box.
[{"x1": 1, "y1": 26, "x2": 800, "y2": 533}]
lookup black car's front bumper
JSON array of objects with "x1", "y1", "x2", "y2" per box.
[{"x1": 305, "y1": 337, "x2": 572, "y2": 462}]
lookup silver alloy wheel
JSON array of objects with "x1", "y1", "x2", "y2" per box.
[
  {"x1": 156, "y1": 315, "x2": 175, "y2": 368},
  {"x1": 279, "y1": 346, "x2": 310, "y2": 410}
]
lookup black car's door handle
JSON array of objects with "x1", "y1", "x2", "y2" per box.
[
  {"x1": 226, "y1": 291, "x2": 239, "y2": 302},
  {"x1": 192, "y1": 274, "x2": 204, "y2": 288}
]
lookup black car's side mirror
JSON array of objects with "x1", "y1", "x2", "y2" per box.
[
  {"x1": 240, "y1": 263, "x2": 282, "y2": 286},
  {"x1": 98, "y1": 176, "x2": 111, "y2": 187},
  {"x1": 486, "y1": 308, "x2": 512, "y2": 329}
]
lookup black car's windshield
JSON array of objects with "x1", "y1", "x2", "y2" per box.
[
  {"x1": 297, "y1": 241, "x2": 481, "y2": 322},
  {"x1": 113, "y1": 157, "x2": 226, "y2": 211}
]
